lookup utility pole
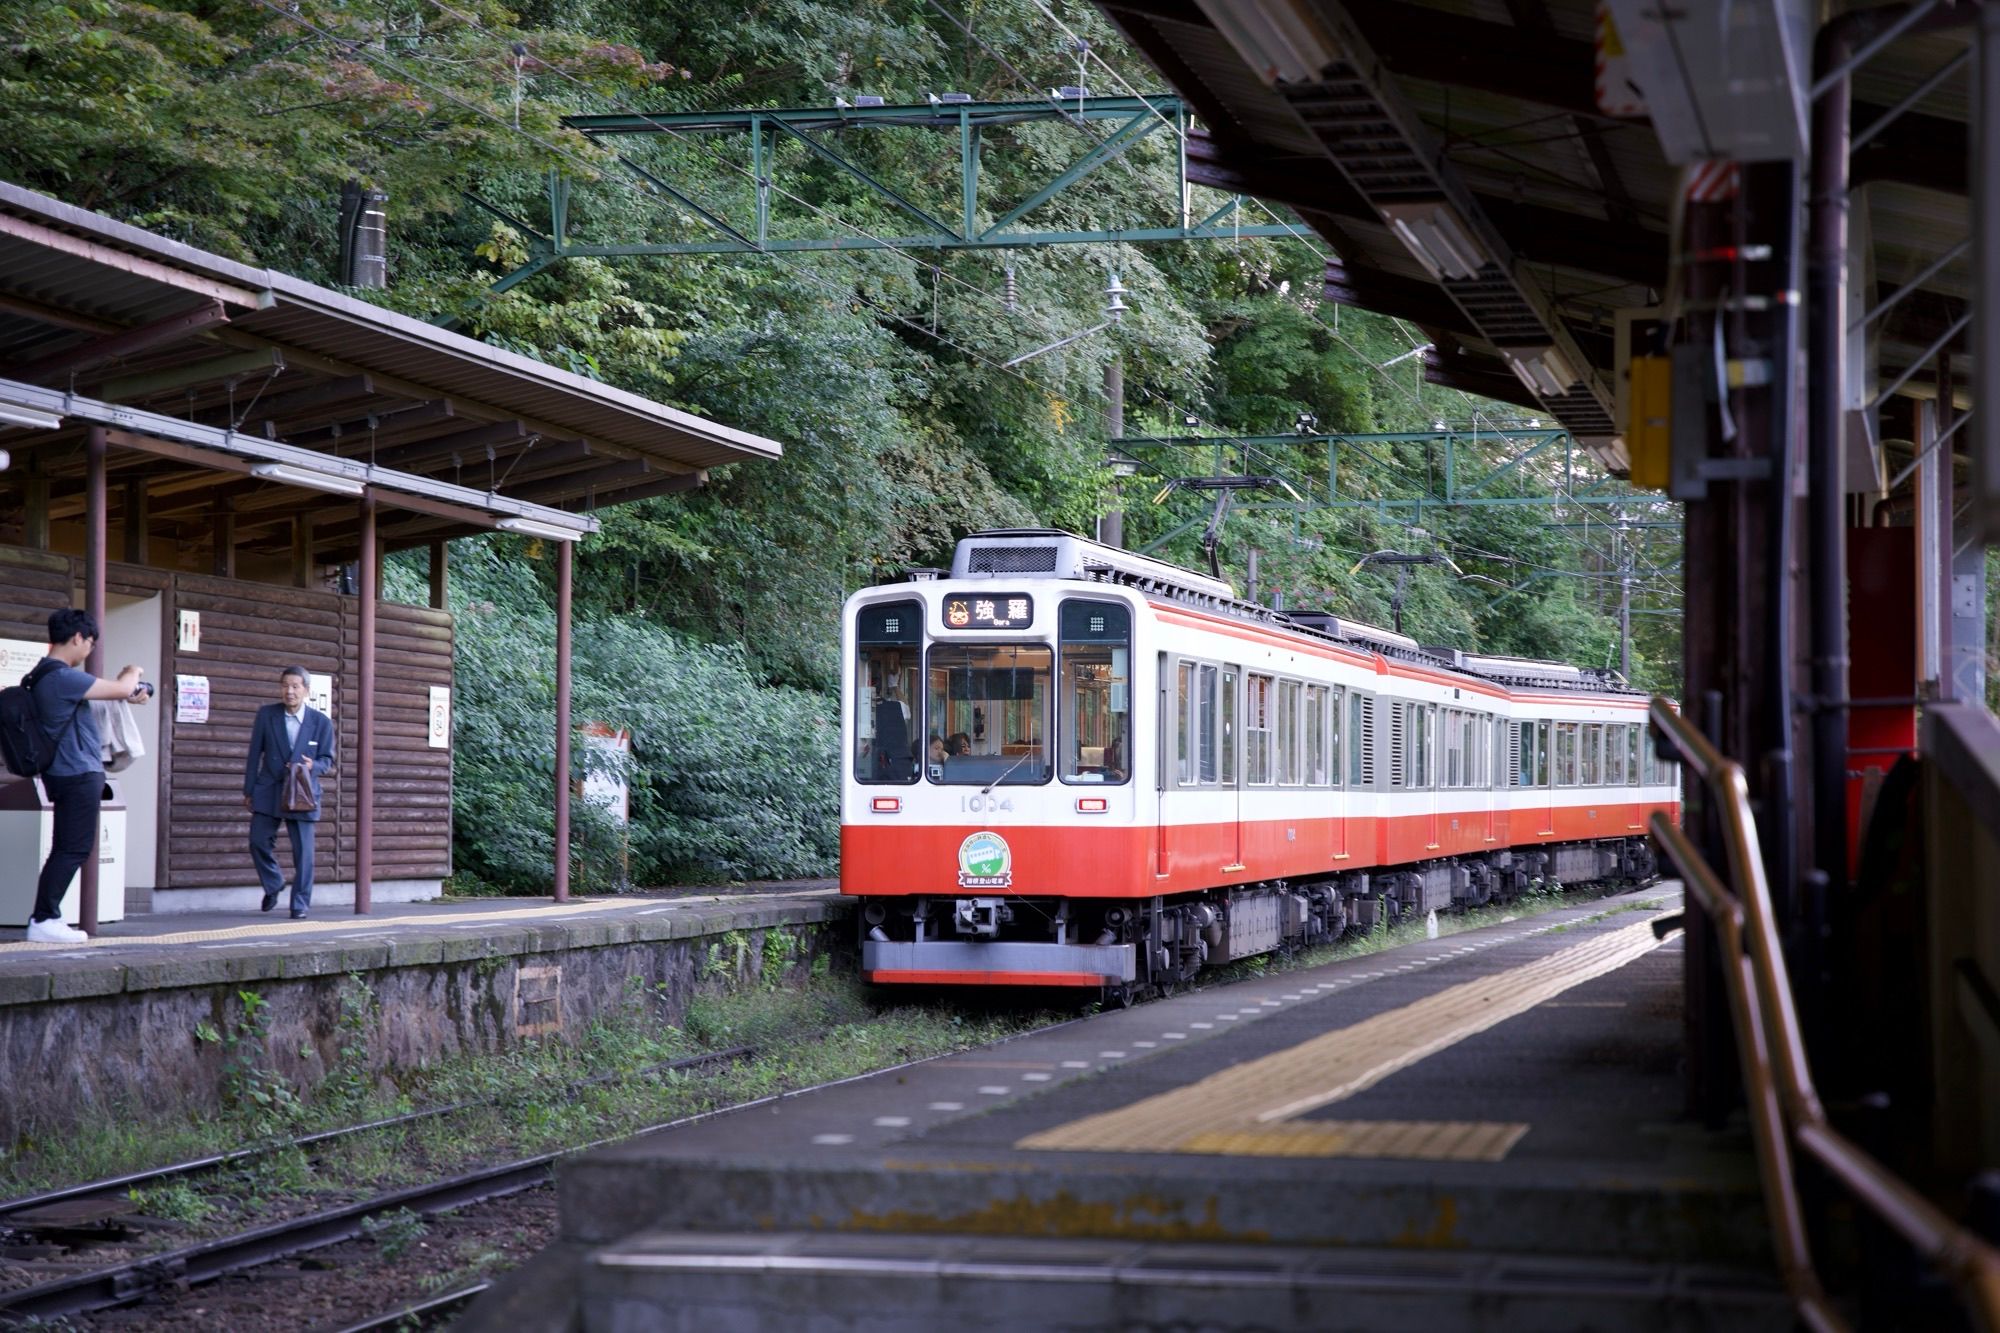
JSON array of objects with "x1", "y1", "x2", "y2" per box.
[
  {"x1": 1101, "y1": 357, "x2": 1124, "y2": 548},
  {"x1": 1618, "y1": 524, "x2": 1632, "y2": 679}
]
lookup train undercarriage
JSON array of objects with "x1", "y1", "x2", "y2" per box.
[{"x1": 858, "y1": 836, "x2": 1660, "y2": 1001}]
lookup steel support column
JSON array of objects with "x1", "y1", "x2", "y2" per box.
[
  {"x1": 356, "y1": 493, "x2": 376, "y2": 915},
  {"x1": 80, "y1": 426, "x2": 106, "y2": 937},
  {"x1": 553, "y1": 539, "x2": 573, "y2": 904},
  {"x1": 1808, "y1": 25, "x2": 1853, "y2": 922}
]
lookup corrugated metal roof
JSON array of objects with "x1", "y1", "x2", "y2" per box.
[{"x1": 0, "y1": 181, "x2": 782, "y2": 486}]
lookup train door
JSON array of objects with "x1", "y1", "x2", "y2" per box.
[
  {"x1": 1220, "y1": 665, "x2": 1242, "y2": 871},
  {"x1": 1482, "y1": 713, "x2": 1499, "y2": 843},
  {"x1": 1424, "y1": 704, "x2": 1441, "y2": 850},
  {"x1": 1330, "y1": 687, "x2": 1349, "y2": 861},
  {"x1": 1155, "y1": 654, "x2": 1180, "y2": 880},
  {"x1": 1537, "y1": 719, "x2": 1557, "y2": 836}
]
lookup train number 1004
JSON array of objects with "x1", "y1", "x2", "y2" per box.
[{"x1": 960, "y1": 794, "x2": 1014, "y2": 813}]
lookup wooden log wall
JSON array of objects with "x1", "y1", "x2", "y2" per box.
[
  {"x1": 0, "y1": 545, "x2": 71, "y2": 643},
  {"x1": 0, "y1": 543, "x2": 454, "y2": 892}
]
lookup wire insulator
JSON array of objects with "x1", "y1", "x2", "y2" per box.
[{"x1": 1003, "y1": 265, "x2": 1018, "y2": 313}]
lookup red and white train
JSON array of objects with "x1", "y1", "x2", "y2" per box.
[{"x1": 842, "y1": 530, "x2": 1679, "y2": 996}]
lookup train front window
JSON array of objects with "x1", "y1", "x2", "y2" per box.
[
  {"x1": 928, "y1": 643, "x2": 1053, "y2": 785},
  {"x1": 1060, "y1": 601, "x2": 1130, "y2": 785},
  {"x1": 854, "y1": 600, "x2": 921, "y2": 785}
]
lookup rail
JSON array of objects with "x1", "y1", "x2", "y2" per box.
[{"x1": 1647, "y1": 698, "x2": 2000, "y2": 1333}]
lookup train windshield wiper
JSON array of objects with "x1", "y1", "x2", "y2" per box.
[{"x1": 982, "y1": 747, "x2": 1039, "y2": 794}]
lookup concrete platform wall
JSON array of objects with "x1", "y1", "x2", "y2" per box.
[{"x1": 0, "y1": 898, "x2": 850, "y2": 1145}]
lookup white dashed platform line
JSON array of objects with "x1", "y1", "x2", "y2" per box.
[
  {"x1": 1217, "y1": 1014, "x2": 1239, "y2": 1021},
  {"x1": 929, "y1": 1101, "x2": 964, "y2": 1111},
  {"x1": 1132, "y1": 1041, "x2": 1157, "y2": 1049},
  {"x1": 811, "y1": 1134, "x2": 853, "y2": 1146},
  {"x1": 1099, "y1": 1051, "x2": 1126, "y2": 1058},
  {"x1": 1022, "y1": 1072, "x2": 1051, "y2": 1082},
  {"x1": 978, "y1": 1085, "x2": 1010, "y2": 1095},
  {"x1": 1190, "y1": 1022, "x2": 1213, "y2": 1029},
  {"x1": 873, "y1": 1116, "x2": 911, "y2": 1128},
  {"x1": 1162, "y1": 1032, "x2": 1186, "y2": 1040},
  {"x1": 1059, "y1": 1061, "x2": 1090, "y2": 1069},
  {"x1": 1260, "y1": 1000, "x2": 1282, "y2": 1007}
]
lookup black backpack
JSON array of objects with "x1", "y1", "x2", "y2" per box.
[{"x1": 0, "y1": 660, "x2": 80, "y2": 779}]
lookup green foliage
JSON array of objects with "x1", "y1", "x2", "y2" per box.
[
  {"x1": 359, "y1": 1207, "x2": 429, "y2": 1261},
  {"x1": 8, "y1": 0, "x2": 1682, "y2": 884},
  {"x1": 194, "y1": 990, "x2": 306, "y2": 1135}
]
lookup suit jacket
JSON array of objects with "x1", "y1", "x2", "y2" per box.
[{"x1": 244, "y1": 703, "x2": 336, "y2": 821}]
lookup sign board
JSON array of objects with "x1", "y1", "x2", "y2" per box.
[
  {"x1": 309, "y1": 673, "x2": 333, "y2": 717},
  {"x1": 1, "y1": 637, "x2": 44, "y2": 684},
  {"x1": 177, "y1": 610, "x2": 201, "y2": 653},
  {"x1": 582, "y1": 724, "x2": 631, "y2": 825},
  {"x1": 427, "y1": 686, "x2": 451, "y2": 749},
  {"x1": 175, "y1": 674, "x2": 210, "y2": 724},
  {"x1": 941, "y1": 593, "x2": 1033, "y2": 630}
]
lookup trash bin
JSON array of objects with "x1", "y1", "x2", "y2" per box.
[{"x1": 0, "y1": 775, "x2": 126, "y2": 927}]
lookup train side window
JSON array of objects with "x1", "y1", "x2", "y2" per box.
[
  {"x1": 1536, "y1": 720, "x2": 1552, "y2": 786},
  {"x1": 853, "y1": 600, "x2": 921, "y2": 785},
  {"x1": 1555, "y1": 721, "x2": 1579, "y2": 786},
  {"x1": 1327, "y1": 686, "x2": 1343, "y2": 786},
  {"x1": 1198, "y1": 664, "x2": 1220, "y2": 785},
  {"x1": 1221, "y1": 667, "x2": 1239, "y2": 785},
  {"x1": 1606, "y1": 723, "x2": 1626, "y2": 785},
  {"x1": 1350, "y1": 691, "x2": 1372, "y2": 786},
  {"x1": 1581, "y1": 722, "x2": 1602, "y2": 784},
  {"x1": 1276, "y1": 679, "x2": 1302, "y2": 785},
  {"x1": 1627, "y1": 725, "x2": 1642, "y2": 785},
  {"x1": 1246, "y1": 673, "x2": 1275, "y2": 785},
  {"x1": 1176, "y1": 660, "x2": 1194, "y2": 786},
  {"x1": 1513, "y1": 721, "x2": 1531, "y2": 787},
  {"x1": 1304, "y1": 684, "x2": 1328, "y2": 786},
  {"x1": 1060, "y1": 599, "x2": 1130, "y2": 786}
]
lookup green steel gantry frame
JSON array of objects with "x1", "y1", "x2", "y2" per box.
[
  {"x1": 467, "y1": 95, "x2": 1298, "y2": 293},
  {"x1": 1115, "y1": 429, "x2": 1682, "y2": 562}
]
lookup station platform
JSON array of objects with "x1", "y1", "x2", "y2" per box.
[
  {"x1": 0, "y1": 884, "x2": 846, "y2": 1144},
  {"x1": 469, "y1": 884, "x2": 1792, "y2": 1332}
]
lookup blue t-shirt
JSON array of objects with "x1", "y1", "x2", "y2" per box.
[{"x1": 31, "y1": 659, "x2": 103, "y2": 778}]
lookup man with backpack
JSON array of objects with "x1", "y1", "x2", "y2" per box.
[{"x1": 10, "y1": 610, "x2": 150, "y2": 942}]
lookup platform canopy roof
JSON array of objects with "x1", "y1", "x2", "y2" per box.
[
  {"x1": 0, "y1": 181, "x2": 782, "y2": 556},
  {"x1": 1095, "y1": 0, "x2": 1972, "y2": 478}
]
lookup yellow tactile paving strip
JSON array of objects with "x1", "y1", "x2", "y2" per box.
[
  {"x1": 1177, "y1": 1120, "x2": 1531, "y2": 1161},
  {"x1": 1017, "y1": 914, "x2": 1667, "y2": 1159},
  {"x1": 0, "y1": 889, "x2": 830, "y2": 953}
]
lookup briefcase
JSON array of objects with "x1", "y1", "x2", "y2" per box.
[{"x1": 283, "y1": 758, "x2": 318, "y2": 814}]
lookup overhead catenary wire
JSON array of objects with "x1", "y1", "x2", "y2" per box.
[
  {"x1": 249, "y1": 0, "x2": 1237, "y2": 469},
  {"x1": 409, "y1": 0, "x2": 1237, "y2": 460}
]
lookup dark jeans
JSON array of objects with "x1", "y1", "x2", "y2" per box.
[
  {"x1": 249, "y1": 812, "x2": 317, "y2": 912},
  {"x1": 35, "y1": 770, "x2": 104, "y2": 923}
]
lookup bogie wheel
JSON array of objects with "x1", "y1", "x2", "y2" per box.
[{"x1": 1101, "y1": 982, "x2": 1135, "y2": 1009}]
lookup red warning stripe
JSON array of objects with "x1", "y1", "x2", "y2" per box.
[{"x1": 1686, "y1": 160, "x2": 1741, "y2": 203}]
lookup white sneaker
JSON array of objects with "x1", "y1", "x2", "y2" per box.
[{"x1": 25, "y1": 918, "x2": 88, "y2": 944}]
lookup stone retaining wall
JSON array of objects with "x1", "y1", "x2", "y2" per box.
[{"x1": 0, "y1": 898, "x2": 851, "y2": 1146}]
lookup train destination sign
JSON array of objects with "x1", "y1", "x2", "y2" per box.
[{"x1": 942, "y1": 593, "x2": 1033, "y2": 630}]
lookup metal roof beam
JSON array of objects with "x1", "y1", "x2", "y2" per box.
[{"x1": 17, "y1": 300, "x2": 231, "y2": 385}]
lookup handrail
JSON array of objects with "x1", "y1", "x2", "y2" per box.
[{"x1": 1648, "y1": 697, "x2": 2000, "y2": 1333}]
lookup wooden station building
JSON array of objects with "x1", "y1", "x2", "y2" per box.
[{"x1": 0, "y1": 182, "x2": 782, "y2": 924}]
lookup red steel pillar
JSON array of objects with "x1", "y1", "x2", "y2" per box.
[
  {"x1": 553, "y1": 538, "x2": 573, "y2": 903},
  {"x1": 80, "y1": 426, "x2": 106, "y2": 936},
  {"x1": 356, "y1": 492, "x2": 376, "y2": 914}
]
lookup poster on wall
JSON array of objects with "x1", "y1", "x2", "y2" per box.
[
  {"x1": 175, "y1": 675, "x2": 210, "y2": 724},
  {"x1": 427, "y1": 686, "x2": 451, "y2": 749},
  {"x1": 177, "y1": 610, "x2": 201, "y2": 653},
  {"x1": 1, "y1": 637, "x2": 44, "y2": 683},
  {"x1": 309, "y1": 673, "x2": 333, "y2": 717}
]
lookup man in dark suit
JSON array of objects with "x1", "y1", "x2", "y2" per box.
[{"x1": 243, "y1": 665, "x2": 335, "y2": 919}]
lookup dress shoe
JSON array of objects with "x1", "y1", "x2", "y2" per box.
[
  {"x1": 260, "y1": 885, "x2": 281, "y2": 913},
  {"x1": 290, "y1": 908, "x2": 309, "y2": 920}
]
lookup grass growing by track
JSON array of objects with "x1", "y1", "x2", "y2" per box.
[{"x1": 0, "y1": 971, "x2": 1061, "y2": 1224}]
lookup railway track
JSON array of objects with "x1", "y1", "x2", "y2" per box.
[
  {"x1": 0, "y1": 1043, "x2": 753, "y2": 1233},
  {"x1": 0, "y1": 1023, "x2": 1082, "y2": 1326}
]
